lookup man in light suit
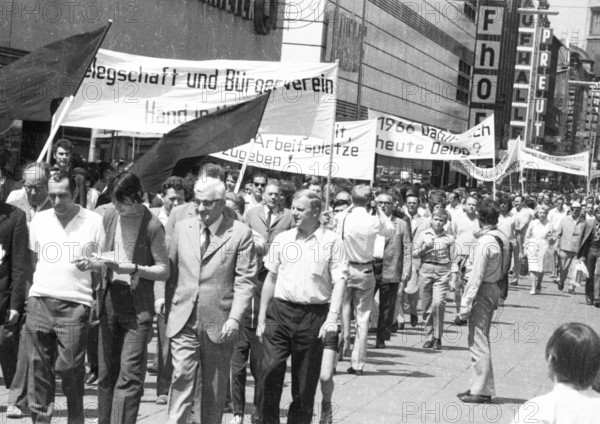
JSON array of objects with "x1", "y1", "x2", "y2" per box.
[{"x1": 164, "y1": 177, "x2": 257, "y2": 424}]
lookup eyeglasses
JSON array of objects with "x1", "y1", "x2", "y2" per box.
[
  {"x1": 253, "y1": 182, "x2": 266, "y2": 188},
  {"x1": 24, "y1": 184, "x2": 45, "y2": 192},
  {"x1": 193, "y1": 198, "x2": 222, "y2": 208},
  {"x1": 377, "y1": 201, "x2": 392, "y2": 206}
]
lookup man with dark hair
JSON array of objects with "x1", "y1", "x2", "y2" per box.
[
  {"x1": 245, "y1": 173, "x2": 267, "y2": 211},
  {"x1": 152, "y1": 176, "x2": 186, "y2": 226},
  {"x1": 457, "y1": 200, "x2": 509, "y2": 404},
  {"x1": 53, "y1": 139, "x2": 87, "y2": 207},
  {"x1": 26, "y1": 172, "x2": 104, "y2": 423},
  {"x1": 556, "y1": 201, "x2": 587, "y2": 293},
  {"x1": 496, "y1": 196, "x2": 515, "y2": 306},
  {"x1": 225, "y1": 171, "x2": 239, "y2": 193}
]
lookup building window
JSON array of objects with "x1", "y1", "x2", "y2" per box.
[
  {"x1": 591, "y1": 10, "x2": 600, "y2": 36},
  {"x1": 464, "y1": 1, "x2": 477, "y2": 23},
  {"x1": 456, "y1": 59, "x2": 471, "y2": 105}
]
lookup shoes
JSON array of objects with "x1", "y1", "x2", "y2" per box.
[
  {"x1": 6, "y1": 405, "x2": 30, "y2": 418},
  {"x1": 558, "y1": 281, "x2": 564, "y2": 291},
  {"x1": 587, "y1": 299, "x2": 594, "y2": 305},
  {"x1": 529, "y1": 289, "x2": 536, "y2": 295},
  {"x1": 459, "y1": 394, "x2": 492, "y2": 404},
  {"x1": 454, "y1": 316, "x2": 467, "y2": 326},
  {"x1": 368, "y1": 327, "x2": 377, "y2": 334},
  {"x1": 320, "y1": 401, "x2": 333, "y2": 424},
  {"x1": 510, "y1": 280, "x2": 519, "y2": 286},
  {"x1": 375, "y1": 340, "x2": 386, "y2": 349},
  {"x1": 224, "y1": 403, "x2": 233, "y2": 414},
  {"x1": 568, "y1": 287, "x2": 575, "y2": 294},
  {"x1": 433, "y1": 338, "x2": 442, "y2": 350},
  {"x1": 595, "y1": 300, "x2": 600, "y2": 308},
  {"x1": 86, "y1": 372, "x2": 98, "y2": 385},
  {"x1": 422, "y1": 339, "x2": 434, "y2": 349},
  {"x1": 498, "y1": 299, "x2": 505, "y2": 307},
  {"x1": 390, "y1": 322, "x2": 398, "y2": 333},
  {"x1": 410, "y1": 314, "x2": 418, "y2": 327},
  {"x1": 155, "y1": 395, "x2": 168, "y2": 405},
  {"x1": 347, "y1": 367, "x2": 364, "y2": 376},
  {"x1": 457, "y1": 390, "x2": 471, "y2": 398},
  {"x1": 147, "y1": 365, "x2": 158, "y2": 375}
]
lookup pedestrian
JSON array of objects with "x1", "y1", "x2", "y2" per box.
[
  {"x1": 578, "y1": 206, "x2": 600, "y2": 306},
  {"x1": 337, "y1": 185, "x2": 393, "y2": 373},
  {"x1": 556, "y1": 201, "x2": 586, "y2": 293},
  {"x1": 166, "y1": 177, "x2": 257, "y2": 424},
  {"x1": 52, "y1": 139, "x2": 87, "y2": 207},
  {"x1": 512, "y1": 323, "x2": 600, "y2": 423},
  {"x1": 94, "y1": 171, "x2": 169, "y2": 424},
  {"x1": 256, "y1": 189, "x2": 347, "y2": 424},
  {"x1": 457, "y1": 199, "x2": 509, "y2": 404},
  {"x1": 510, "y1": 195, "x2": 534, "y2": 285},
  {"x1": 496, "y1": 196, "x2": 515, "y2": 306},
  {"x1": 523, "y1": 205, "x2": 554, "y2": 294},
  {"x1": 413, "y1": 209, "x2": 457, "y2": 350},
  {"x1": 26, "y1": 171, "x2": 104, "y2": 423}
]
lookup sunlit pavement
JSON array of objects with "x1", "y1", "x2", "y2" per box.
[{"x1": 1, "y1": 275, "x2": 597, "y2": 423}]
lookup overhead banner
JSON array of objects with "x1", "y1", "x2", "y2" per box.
[
  {"x1": 62, "y1": 49, "x2": 337, "y2": 144},
  {"x1": 211, "y1": 120, "x2": 376, "y2": 180},
  {"x1": 450, "y1": 139, "x2": 520, "y2": 182},
  {"x1": 369, "y1": 111, "x2": 495, "y2": 160},
  {"x1": 520, "y1": 145, "x2": 589, "y2": 176}
]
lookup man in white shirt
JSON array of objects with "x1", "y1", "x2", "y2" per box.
[
  {"x1": 547, "y1": 196, "x2": 569, "y2": 280},
  {"x1": 26, "y1": 172, "x2": 104, "y2": 424},
  {"x1": 510, "y1": 195, "x2": 534, "y2": 285},
  {"x1": 336, "y1": 185, "x2": 393, "y2": 374},
  {"x1": 497, "y1": 197, "x2": 515, "y2": 306}
]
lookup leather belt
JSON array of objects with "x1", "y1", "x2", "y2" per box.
[{"x1": 349, "y1": 261, "x2": 373, "y2": 266}]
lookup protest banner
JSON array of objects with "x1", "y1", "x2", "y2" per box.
[
  {"x1": 369, "y1": 111, "x2": 495, "y2": 160},
  {"x1": 450, "y1": 139, "x2": 520, "y2": 182},
  {"x1": 520, "y1": 145, "x2": 589, "y2": 176},
  {"x1": 211, "y1": 120, "x2": 376, "y2": 180},
  {"x1": 62, "y1": 49, "x2": 337, "y2": 145}
]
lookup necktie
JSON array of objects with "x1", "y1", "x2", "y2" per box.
[
  {"x1": 201, "y1": 227, "x2": 210, "y2": 259},
  {"x1": 266, "y1": 210, "x2": 272, "y2": 229}
]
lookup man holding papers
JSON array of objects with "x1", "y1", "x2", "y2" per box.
[{"x1": 26, "y1": 171, "x2": 104, "y2": 424}]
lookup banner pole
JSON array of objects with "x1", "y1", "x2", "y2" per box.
[
  {"x1": 325, "y1": 121, "x2": 337, "y2": 209},
  {"x1": 234, "y1": 135, "x2": 259, "y2": 193},
  {"x1": 38, "y1": 96, "x2": 74, "y2": 162},
  {"x1": 492, "y1": 150, "x2": 497, "y2": 198}
]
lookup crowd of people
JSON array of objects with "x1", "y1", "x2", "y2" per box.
[{"x1": 0, "y1": 138, "x2": 599, "y2": 424}]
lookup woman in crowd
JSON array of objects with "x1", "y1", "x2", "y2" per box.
[
  {"x1": 513, "y1": 323, "x2": 600, "y2": 423},
  {"x1": 523, "y1": 204, "x2": 555, "y2": 294}
]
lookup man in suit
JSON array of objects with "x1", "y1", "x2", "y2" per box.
[
  {"x1": 230, "y1": 181, "x2": 293, "y2": 424},
  {"x1": 0, "y1": 168, "x2": 27, "y2": 393},
  {"x1": 578, "y1": 206, "x2": 599, "y2": 305},
  {"x1": 5, "y1": 162, "x2": 52, "y2": 417},
  {"x1": 164, "y1": 177, "x2": 257, "y2": 424}
]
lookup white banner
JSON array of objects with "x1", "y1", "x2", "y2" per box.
[
  {"x1": 450, "y1": 139, "x2": 520, "y2": 182},
  {"x1": 211, "y1": 120, "x2": 376, "y2": 180},
  {"x1": 62, "y1": 49, "x2": 337, "y2": 144},
  {"x1": 369, "y1": 111, "x2": 495, "y2": 160},
  {"x1": 520, "y1": 145, "x2": 589, "y2": 177}
]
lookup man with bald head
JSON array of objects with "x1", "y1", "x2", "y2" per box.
[
  {"x1": 165, "y1": 177, "x2": 257, "y2": 424},
  {"x1": 7, "y1": 162, "x2": 52, "y2": 224}
]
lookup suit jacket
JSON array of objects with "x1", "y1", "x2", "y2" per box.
[
  {"x1": 244, "y1": 205, "x2": 294, "y2": 248},
  {"x1": 165, "y1": 214, "x2": 257, "y2": 342},
  {"x1": 578, "y1": 217, "x2": 597, "y2": 258},
  {"x1": 0, "y1": 203, "x2": 27, "y2": 323},
  {"x1": 381, "y1": 216, "x2": 412, "y2": 283}
]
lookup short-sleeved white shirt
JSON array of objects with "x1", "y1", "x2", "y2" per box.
[
  {"x1": 265, "y1": 227, "x2": 348, "y2": 304},
  {"x1": 29, "y1": 207, "x2": 105, "y2": 307}
]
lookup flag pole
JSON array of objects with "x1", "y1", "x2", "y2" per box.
[
  {"x1": 37, "y1": 20, "x2": 113, "y2": 163},
  {"x1": 492, "y1": 148, "x2": 497, "y2": 198},
  {"x1": 234, "y1": 135, "x2": 260, "y2": 193}
]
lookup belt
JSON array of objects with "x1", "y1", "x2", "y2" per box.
[
  {"x1": 349, "y1": 261, "x2": 373, "y2": 266},
  {"x1": 422, "y1": 261, "x2": 450, "y2": 266}
]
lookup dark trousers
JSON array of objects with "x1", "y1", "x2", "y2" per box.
[
  {"x1": 8, "y1": 316, "x2": 29, "y2": 408},
  {"x1": 257, "y1": 299, "x2": 328, "y2": 424},
  {"x1": 26, "y1": 296, "x2": 89, "y2": 424},
  {"x1": 585, "y1": 244, "x2": 600, "y2": 302},
  {"x1": 231, "y1": 326, "x2": 264, "y2": 416},
  {"x1": 373, "y1": 282, "x2": 399, "y2": 343},
  {"x1": 98, "y1": 312, "x2": 151, "y2": 424},
  {"x1": 156, "y1": 314, "x2": 172, "y2": 396},
  {"x1": 87, "y1": 323, "x2": 99, "y2": 374},
  {"x1": 0, "y1": 319, "x2": 21, "y2": 388}
]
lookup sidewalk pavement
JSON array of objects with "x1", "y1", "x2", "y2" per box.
[{"x1": 1, "y1": 275, "x2": 598, "y2": 424}]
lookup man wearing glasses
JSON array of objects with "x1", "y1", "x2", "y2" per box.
[
  {"x1": 6, "y1": 162, "x2": 52, "y2": 225},
  {"x1": 245, "y1": 173, "x2": 268, "y2": 212}
]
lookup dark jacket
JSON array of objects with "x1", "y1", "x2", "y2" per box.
[{"x1": 0, "y1": 202, "x2": 27, "y2": 322}]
